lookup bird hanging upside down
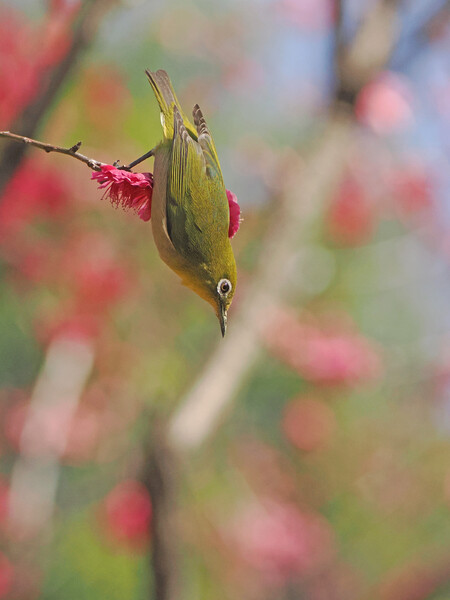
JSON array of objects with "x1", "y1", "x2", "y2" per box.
[
  {"x1": 146, "y1": 69, "x2": 238, "y2": 337},
  {"x1": 93, "y1": 69, "x2": 240, "y2": 336}
]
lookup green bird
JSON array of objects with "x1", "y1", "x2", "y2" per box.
[{"x1": 146, "y1": 69, "x2": 237, "y2": 336}]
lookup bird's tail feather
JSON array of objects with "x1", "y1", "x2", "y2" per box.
[
  {"x1": 146, "y1": 69, "x2": 177, "y2": 115},
  {"x1": 146, "y1": 69, "x2": 197, "y2": 140}
]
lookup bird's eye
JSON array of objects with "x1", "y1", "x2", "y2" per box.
[{"x1": 218, "y1": 278, "x2": 232, "y2": 296}]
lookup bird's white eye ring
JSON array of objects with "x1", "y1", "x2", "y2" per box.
[{"x1": 218, "y1": 278, "x2": 232, "y2": 296}]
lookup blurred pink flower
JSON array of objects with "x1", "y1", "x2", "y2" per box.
[
  {"x1": 231, "y1": 500, "x2": 334, "y2": 585},
  {"x1": 227, "y1": 189, "x2": 241, "y2": 238},
  {"x1": 0, "y1": 159, "x2": 70, "y2": 235},
  {"x1": 66, "y1": 234, "x2": 131, "y2": 311},
  {"x1": 92, "y1": 165, "x2": 153, "y2": 222},
  {"x1": 30, "y1": 232, "x2": 133, "y2": 343},
  {"x1": 0, "y1": 10, "x2": 40, "y2": 126},
  {"x1": 326, "y1": 176, "x2": 375, "y2": 245},
  {"x1": 0, "y1": 553, "x2": 13, "y2": 598},
  {"x1": 55, "y1": 232, "x2": 133, "y2": 309},
  {"x1": 12, "y1": 243, "x2": 52, "y2": 285},
  {"x1": 390, "y1": 165, "x2": 433, "y2": 216},
  {"x1": 99, "y1": 480, "x2": 152, "y2": 552},
  {"x1": 282, "y1": 396, "x2": 336, "y2": 452},
  {"x1": 0, "y1": 4, "x2": 81, "y2": 127},
  {"x1": 265, "y1": 308, "x2": 382, "y2": 386},
  {"x1": 355, "y1": 72, "x2": 414, "y2": 134}
]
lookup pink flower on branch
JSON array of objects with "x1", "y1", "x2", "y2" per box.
[
  {"x1": 226, "y1": 189, "x2": 241, "y2": 238},
  {"x1": 92, "y1": 165, "x2": 153, "y2": 222},
  {"x1": 92, "y1": 164, "x2": 242, "y2": 237}
]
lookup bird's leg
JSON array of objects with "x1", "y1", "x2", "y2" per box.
[{"x1": 120, "y1": 146, "x2": 158, "y2": 171}]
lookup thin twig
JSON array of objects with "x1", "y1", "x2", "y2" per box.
[
  {"x1": 122, "y1": 147, "x2": 157, "y2": 170},
  {"x1": 0, "y1": 131, "x2": 104, "y2": 171}
]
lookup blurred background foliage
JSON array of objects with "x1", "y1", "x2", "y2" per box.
[{"x1": 0, "y1": 0, "x2": 450, "y2": 599}]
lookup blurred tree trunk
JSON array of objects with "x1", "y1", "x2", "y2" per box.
[
  {"x1": 142, "y1": 423, "x2": 181, "y2": 600},
  {"x1": 0, "y1": 0, "x2": 112, "y2": 197}
]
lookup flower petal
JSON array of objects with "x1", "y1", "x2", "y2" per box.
[
  {"x1": 92, "y1": 165, "x2": 153, "y2": 222},
  {"x1": 226, "y1": 189, "x2": 241, "y2": 238}
]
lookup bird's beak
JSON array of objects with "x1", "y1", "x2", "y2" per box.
[{"x1": 219, "y1": 304, "x2": 227, "y2": 337}]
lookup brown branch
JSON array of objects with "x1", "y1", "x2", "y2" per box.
[
  {"x1": 142, "y1": 422, "x2": 181, "y2": 600},
  {"x1": 0, "y1": 131, "x2": 104, "y2": 171},
  {"x1": 335, "y1": 0, "x2": 400, "y2": 105},
  {"x1": 0, "y1": 0, "x2": 113, "y2": 195}
]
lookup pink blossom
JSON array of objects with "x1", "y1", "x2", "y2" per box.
[
  {"x1": 389, "y1": 165, "x2": 433, "y2": 216},
  {"x1": 264, "y1": 308, "x2": 382, "y2": 386},
  {"x1": 0, "y1": 553, "x2": 13, "y2": 598},
  {"x1": 92, "y1": 165, "x2": 153, "y2": 222},
  {"x1": 0, "y1": 159, "x2": 70, "y2": 235},
  {"x1": 99, "y1": 480, "x2": 152, "y2": 552},
  {"x1": 326, "y1": 176, "x2": 375, "y2": 246},
  {"x1": 0, "y1": 4, "x2": 80, "y2": 127},
  {"x1": 226, "y1": 189, "x2": 241, "y2": 238},
  {"x1": 58, "y1": 233, "x2": 132, "y2": 312},
  {"x1": 355, "y1": 71, "x2": 414, "y2": 134},
  {"x1": 0, "y1": 9, "x2": 40, "y2": 126},
  {"x1": 93, "y1": 165, "x2": 241, "y2": 237},
  {"x1": 231, "y1": 500, "x2": 334, "y2": 585}
]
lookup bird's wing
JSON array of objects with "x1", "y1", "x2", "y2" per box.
[
  {"x1": 166, "y1": 107, "x2": 228, "y2": 260},
  {"x1": 192, "y1": 104, "x2": 224, "y2": 183}
]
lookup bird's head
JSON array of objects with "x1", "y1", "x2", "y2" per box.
[{"x1": 181, "y1": 250, "x2": 237, "y2": 337}]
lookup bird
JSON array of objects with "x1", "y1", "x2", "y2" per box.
[{"x1": 146, "y1": 69, "x2": 237, "y2": 336}]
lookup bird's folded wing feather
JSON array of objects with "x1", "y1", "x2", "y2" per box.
[
  {"x1": 167, "y1": 107, "x2": 228, "y2": 258},
  {"x1": 192, "y1": 104, "x2": 224, "y2": 182}
]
